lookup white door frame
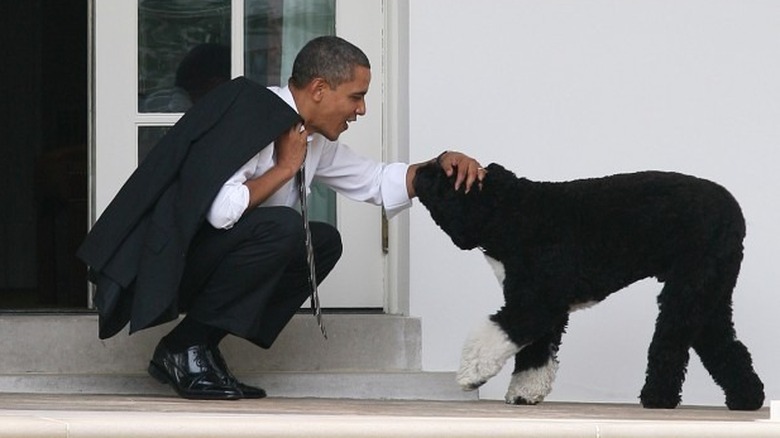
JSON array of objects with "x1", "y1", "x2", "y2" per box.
[{"x1": 381, "y1": 0, "x2": 411, "y2": 316}]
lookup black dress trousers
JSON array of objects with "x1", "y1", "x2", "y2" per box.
[{"x1": 178, "y1": 206, "x2": 342, "y2": 348}]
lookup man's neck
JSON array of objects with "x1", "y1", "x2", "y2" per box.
[{"x1": 288, "y1": 83, "x2": 309, "y2": 122}]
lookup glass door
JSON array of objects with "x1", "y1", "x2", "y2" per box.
[{"x1": 94, "y1": 0, "x2": 385, "y2": 308}]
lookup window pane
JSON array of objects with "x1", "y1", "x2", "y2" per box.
[
  {"x1": 138, "y1": 0, "x2": 231, "y2": 113},
  {"x1": 245, "y1": 0, "x2": 337, "y2": 226},
  {"x1": 244, "y1": 0, "x2": 335, "y2": 86},
  {"x1": 138, "y1": 126, "x2": 170, "y2": 163}
]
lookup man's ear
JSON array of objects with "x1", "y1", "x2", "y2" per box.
[{"x1": 309, "y1": 77, "x2": 328, "y2": 103}]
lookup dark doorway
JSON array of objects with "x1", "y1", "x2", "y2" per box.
[{"x1": 0, "y1": 1, "x2": 88, "y2": 309}]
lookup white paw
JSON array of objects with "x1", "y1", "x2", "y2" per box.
[
  {"x1": 456, "y1": 318, "x2": 522, "y2": 391},
  {"x1": 504, "y1": 357, "x2": 559, "y2": 405}
]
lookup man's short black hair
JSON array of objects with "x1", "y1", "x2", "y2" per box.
[{"x1": 289, "y1": 36, "x2": 370, "y2": 89}]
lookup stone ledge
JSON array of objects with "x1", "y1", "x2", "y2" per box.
[
  {"x1": 0, "y1": 313, "x2": 421, "y2": 373},
  {"x1": 0, "y1": 371, "x2": 477, "y2": 401},
  {"x1": 0, "y1": 398, "x2": 773, "y2": 438}
]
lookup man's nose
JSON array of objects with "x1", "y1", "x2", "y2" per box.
[{"x1": 356, "y1": 98, "x2": 366, "y2": 116}]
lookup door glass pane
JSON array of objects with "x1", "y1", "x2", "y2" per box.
[
  {"x1": 245, "y1": 0, "x2": 336, "y2": 225},
  {"x1": 138, "y1": 0, "x2": 231, "y2": 113},
  {"x1": 138, "y1": 127, "x2": 170, "y2": 164},
  {"x1": 244, "y1": 0, "x2": 335, "y2": 87}
]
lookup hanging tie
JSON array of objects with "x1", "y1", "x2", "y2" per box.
[{"x1": 297, "y1": 153, "x2": 327, "y2": 339}]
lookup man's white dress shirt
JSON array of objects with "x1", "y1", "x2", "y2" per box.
[{"x1": 206, "y1": 86, "x2": 412, "y2": 229}]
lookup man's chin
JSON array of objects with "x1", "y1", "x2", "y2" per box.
[{"x1": 323, "y1": 128, "x2": 346, "y2": 142}]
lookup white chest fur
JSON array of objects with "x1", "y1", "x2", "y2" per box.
[{"x1": 484, "y1": 255, "x2": 506, "y2": 286}]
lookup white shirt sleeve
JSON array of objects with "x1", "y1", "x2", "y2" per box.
[
  {"x1": 314, "y1": 142, "x2": 412, "y2": 219},
  {"x1": 206, "y1": 139, "x2": 413, "y2": 230},
  {"x1": 205, "y1": 155, "x2": 258, "y2": 229}
]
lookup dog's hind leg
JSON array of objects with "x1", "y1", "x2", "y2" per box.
[
  {"x1": 505, "y1": 315, "x2": 568, "y2": 405},
  {"x1": 639, "y1": 272, "x2": 706, "y2": 409},
  {"x1": 456, "y1": 316, "x2": 523, "y2": 391},
  {"x1": 693, "y1": 297, "x2": 764, "y2": 410},
  {"x1": 640, "y1": 254, "x2": 742, "y2": 409},
  {"x1": 690, "y1": 253, "x2": 764, "y2": 410}
]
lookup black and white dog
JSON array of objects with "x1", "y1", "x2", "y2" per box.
[{"x1": 413, "y1": 161, "x2": 764, "y2": 410}]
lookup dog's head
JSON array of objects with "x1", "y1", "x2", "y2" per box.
[{"x1": 413, "y1": 161, "x2": 509, "y2": 250}]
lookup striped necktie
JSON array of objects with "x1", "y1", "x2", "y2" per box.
[{"x1": 297, "y1": 156, "x2": 327, "y2": 338}]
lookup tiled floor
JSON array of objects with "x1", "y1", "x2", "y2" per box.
[{"x1": 0, "y1": 393, "x2": 777, "y2": 438}]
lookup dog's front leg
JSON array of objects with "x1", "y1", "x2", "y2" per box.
[
  {"x1": 505, "y1": 315, "x2": 568, "y2": 405},
  {"x1": 456, "y1": 316, "x2": 524, "y2": 390}
]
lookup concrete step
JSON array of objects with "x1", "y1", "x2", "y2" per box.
[
  {"x1": 0, "y1": 313, "x2": 421, "y2": 373},
  {"x1": 0, "y1": 371, "x2": 476, "y2": 401},
  {"x1": 0, "y1": 313, "x2": 477, "y2": 400}
]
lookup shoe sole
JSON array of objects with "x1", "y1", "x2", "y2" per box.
[{"x1": 147, "y1": 361, "x2": 242, "y2": 400}]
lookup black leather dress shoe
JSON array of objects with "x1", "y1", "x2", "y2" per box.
[
  {"x1": 148, "y1": 341, "x2": 242, "y2": 400},
  {"x1": 210, "y1": 346, "x2": 267, "y2": 399}
]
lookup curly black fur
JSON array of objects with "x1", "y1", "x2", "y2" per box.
[{"x1": 414, "y1": 161, "x2": 764, "y2": 410}]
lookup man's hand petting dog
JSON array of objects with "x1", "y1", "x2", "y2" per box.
[
  {"x1": 406, "y1": 151, "x2": 485, "y2": 199},
  {"x1": 435, "y1": 150, "x2": 486, "y2": 193}
]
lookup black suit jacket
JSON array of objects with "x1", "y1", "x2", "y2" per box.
[{"x1": 77, "y1": 77, "x2": 301, "y2": 339}]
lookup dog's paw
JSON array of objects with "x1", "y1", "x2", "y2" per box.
[
  {"x1": 461, "y1": 379, "x2": 487, "y2": 391},
  {"x1": 639, "y1": 385, "x2": 681, "y2": 409},
  {"x1": 504, "y1": 358, "x2": 558, "y2": 405},
  {"x1": 456, "y1": 318, "x2": 522, "y2": 391},
  {"x1": 506, "y1": 396, "x2": 539, "y2": 405}
]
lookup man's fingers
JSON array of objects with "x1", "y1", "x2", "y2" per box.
[
  {"x1": 463, "y1": 161, "x2": 484, "y2": 193},
  {"x1": 464, "y1": 164, "x2": 478, "y2": 193},
  {"x1": 452, "y1": 156, "x2": 469, "y2": 190},
  {"x1": 438, "y1": 151, "x2": 483, "y2": 192}
]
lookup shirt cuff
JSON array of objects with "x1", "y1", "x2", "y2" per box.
[
  {"x1": 381, "y1": 162, "x2": 413, "y2": 219},
  {"x1": 206, "y1": 183, "x2": 250, "y2": 229}
]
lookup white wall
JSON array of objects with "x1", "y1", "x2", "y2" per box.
[{"x1": 407, "y1": 0, "x2": 780, "y2": 406}]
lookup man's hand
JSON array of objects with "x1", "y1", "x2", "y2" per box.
[
  {"x1": 406, "y1": 151, "x2": 485, "y2": 198},
  {"x1": 436, "y1": 151, "x2": 485, "y2": 193},
  {"x1": 242, "y1": 123, "x2": 309, "y2": 211},
  {"x1": 274, "y1": 122, "x2": 309, "y2": 178}
]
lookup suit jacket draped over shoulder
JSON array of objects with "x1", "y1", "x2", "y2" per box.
[{"x1": 77, "y1": 77, "x2": 301, "y2": 339}]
